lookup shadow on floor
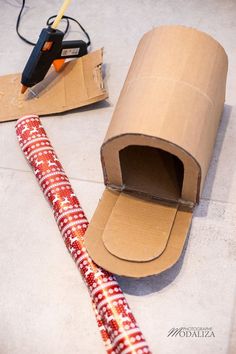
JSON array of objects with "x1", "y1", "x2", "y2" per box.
[{"x1": 116, "y1": 228, "x2": 191, "y2": 296}]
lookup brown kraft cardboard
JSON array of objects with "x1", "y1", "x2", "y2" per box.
[{"x1": 84, "y1": 25, "x2": 228, "y2": 277}]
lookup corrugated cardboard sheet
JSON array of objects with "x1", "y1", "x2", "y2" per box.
[
  {"x1": 0, "y1": 49, "x2": 108, "y2": 122},
  {"x1": 85, "y1": 26, "x2": 228, "y2": 277}
]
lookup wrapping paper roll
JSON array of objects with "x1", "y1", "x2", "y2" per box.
[{"x1": 15, "y1": 115, "x2": 151, "y2": 354}]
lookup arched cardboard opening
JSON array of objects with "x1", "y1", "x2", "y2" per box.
[{"x1": 119, "y1": 145, "x2": 184, "y2": 202}]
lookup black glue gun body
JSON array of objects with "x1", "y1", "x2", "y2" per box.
[{"x1": 21, "y1": 26, "x2": 88, "y2": 91}]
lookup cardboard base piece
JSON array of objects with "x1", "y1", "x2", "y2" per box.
[{"x1": 85, "y1": 189, "x2": 193, "y2": 277}]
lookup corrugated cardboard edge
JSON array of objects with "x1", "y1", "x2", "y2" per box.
[
  {"x1": 101, "y1": 134, "x2": 201, "y2": 206},
  {"x1": 0, "y1": 49, "x2": 108, "y2": 122}
]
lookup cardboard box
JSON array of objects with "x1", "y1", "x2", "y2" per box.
[
  {"x1": 85, "y1": 26, "x2": 228, "y2": 277},
  {"x1": 0, "y1": 49, "x2": 108, "y2": 122}
]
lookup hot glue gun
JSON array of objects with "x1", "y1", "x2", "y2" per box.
[{"x1": 21, "y1": 26, "x2": 88, "y2": 94}]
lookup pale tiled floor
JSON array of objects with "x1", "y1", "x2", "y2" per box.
[{"x1": 0, "y1": 1, "x2": 235, "y2": 354}]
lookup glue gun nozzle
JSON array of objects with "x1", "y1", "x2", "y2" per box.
[{"x1": 21, "y1": 85, "x2": 28, "y2": 94}]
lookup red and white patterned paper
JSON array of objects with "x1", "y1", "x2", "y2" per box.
[{"x1": 16, "y1": 115, "x2": 151, "y2": 354}]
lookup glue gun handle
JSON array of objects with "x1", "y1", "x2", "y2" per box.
[{"x1": 21, "y1": 27, "x2": 64, "y2": 88}]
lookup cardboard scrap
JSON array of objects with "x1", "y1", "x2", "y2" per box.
[
  {"x1": 85, "y1": 26, "x2": 228, "y2": 277},
  {"x1": 0, "y1": 49, "x2": 108, "y2": 122}
]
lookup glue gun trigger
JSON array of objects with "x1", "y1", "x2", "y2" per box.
[{"x1": 53, "y1": 59, "x2": 65, "y2": 72}]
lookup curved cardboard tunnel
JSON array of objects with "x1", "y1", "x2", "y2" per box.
[{"x1": 85, "y1": 25, "x2": 228, "y2": 277}]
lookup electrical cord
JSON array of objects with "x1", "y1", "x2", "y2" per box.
[
  {"x1": 16, "y1": 0, "x2": 91, "y2": 47},
  {"x1": 47, "y1": 15, "x2": 90, "y2": 47}
]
